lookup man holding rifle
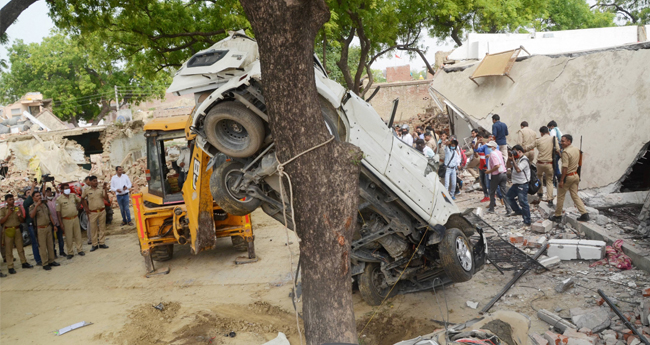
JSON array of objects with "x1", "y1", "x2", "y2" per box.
[{"x1": 549, "y1": 134, "x2": 589, "y2": 222}]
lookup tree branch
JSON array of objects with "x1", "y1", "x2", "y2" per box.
[
  {"x1": 0, "y1": 0, "x2": 39, "y2": 36},
  {"x1": 150, "y1": 29, "x2": 226, "y2": 41},
  {"x1": 594, "y1": 3, "x2": 638, "y2": 23}
]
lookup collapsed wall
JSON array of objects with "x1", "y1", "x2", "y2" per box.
[{"x1": 429, "y1": 42, "x2": 650, "y2": 191}]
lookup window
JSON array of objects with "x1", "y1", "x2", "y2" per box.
[
  {"x1": 11, "y1": 108, "x2": 21, "y2": 115},
  {"x1": 187, "y1": 50, "x2": 228, "y2": 67}
]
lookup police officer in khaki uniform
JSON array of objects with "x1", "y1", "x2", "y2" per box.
[
  {"x1": 517, "y1": 121, "x2": 537, "y2": 162},
  {"x1": 1, "y1": 194, "x2": 33, "y2": 274},
  {"x1": 534, "y1": 126, "x2": 556, "y2": 206},
  {"x1": 29, "y1": 191, "x2": 60, "y2": 270},
  {"x1": 550, "y1": 134, "x2": 589, "y2": 223},
  {"x1": 56, "y1": 183, "x2": 85, "y2": 259},
  {"x1": 81, "y1": 176, "x2": 109, "y2": 251}
]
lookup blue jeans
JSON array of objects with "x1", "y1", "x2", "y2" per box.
[
  {"x1": 506, "y1": 183, "x2": 531, "y2": 224},
  {"x1": 117, "y1": 194, "x2": 132, "y2": 224},
  {"x1": 53, "y1": 225, "x2": 65, "y2": 255},
  {"x1": 444, "y1": 167, "x2": 457, "y2": 196},
  {"x1": 27, "y1": 224, "x2": 42, "y2": 264}
]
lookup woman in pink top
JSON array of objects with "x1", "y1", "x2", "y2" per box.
[{"x1": 484, "y1": 141, "x2": 512, "y2": 215}]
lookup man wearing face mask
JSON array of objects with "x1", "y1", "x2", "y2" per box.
[
  {"x1": 45, "y1": 187, "x2": 65, "y2": 258},
  {"x1": 443, "y1": 139, "x2": 461, "y2": 200},
  {"x1": 56, "y1": 183, "x2": 85, "y2": 259},
  {"x1": 29, "y1": 191, "x2": 60, "y2": 270}
]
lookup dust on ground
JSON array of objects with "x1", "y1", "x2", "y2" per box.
[
  {"x1": 356, "y1": 308, "x2": 440, "y2": 345},
  {"x1": 2, "y1": 203, "x2": 650, "y2": 345}
]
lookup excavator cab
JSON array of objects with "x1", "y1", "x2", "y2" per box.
[{"x1": 131, "y1": 115, "x2": 256, "y2": 274}]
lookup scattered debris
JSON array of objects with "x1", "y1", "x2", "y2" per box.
[
  {"x1": 538, "y1": 309, "x2": 578, "y2": 333},
  {"x1": 590, "y1": 239, "x2": 633, "y2": 270},
  {"x1": 570, "y1": 307, "x2": 611, "y2": 333},
  {"x1": 55, "y1": 321, "x2": 93, "y2": 336},
  {"x1": 599, "y1": 289, "x2": 650, "y2": 345},
  {"x1": 466, "y1": 301, "x2": 479, "y2": 309},
  {"x1": 481, "y1": 240, "x2": 548, "y2": 314},
  {"x1": 153, "y1": 303, "x2": 164, "y2": 311},
  {"x1": 262, "y1": 332, "x2": 290, "y2": 345},
  {"x1": 555, "y1": 277, "x2": 575, "y2": 293}
]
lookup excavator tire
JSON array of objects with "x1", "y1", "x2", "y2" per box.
[
  {"x1": 210, "y1": 160, "x2": 262, "y2": 216},
  {"x1": 204, "y1": 101, "x2": 265, "y2": 158},
  {"x1": 151, "y1": 244, "x2": 174, "y2": 262}
]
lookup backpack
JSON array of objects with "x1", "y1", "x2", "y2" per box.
[{"x1": 523, "y1": 158, "x2": 541, "y2": 195}]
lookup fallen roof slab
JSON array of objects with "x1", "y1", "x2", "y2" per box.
[{"x1": 430, "y1": 42, "x2": 650, "y2": 190}]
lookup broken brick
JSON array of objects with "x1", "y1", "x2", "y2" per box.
[
  {"x1": 510, "y1": 235, "x2": 524, "y2": 244},
  {"x1": 533, "y1": 334, "x2": 549, "y2": 345},
  {"x1": 643, "y1": 288, "x2": 650, "y2": 297}
]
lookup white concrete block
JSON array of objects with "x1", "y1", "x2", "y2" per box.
[
  {"x1": 539, "y1": 256, "x2": 561, "y2": 268},
  {"x1": 547, "y1": 240, "x2": 605, "y2": 261},
  {"x1": 532, "y1": 220, "x2": 553, "y2": 233}
]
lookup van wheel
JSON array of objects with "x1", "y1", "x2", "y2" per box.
[
  {"x1": 151, "y1": 244, "x2": 174, "y2": 262},
  {"x1": 204, "y1": 102, "x2": 265, "y2": 158},
  {"x1": 358, "y1": 262, "x2": 395, "y2": 306},
  {"x1": 210, "y1": 160, "x2": 262, "y2": 216},
  {"x1": 439, "y1": 228, "x2": 474, "y2": 283},
  {"x1": 79, "y1": 210, "x2": 89, "y2": 232},
  {"x1": 231, "y1": 236, "x2": 249, "y2": 252}
]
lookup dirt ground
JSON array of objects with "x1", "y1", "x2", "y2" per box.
[{"x1": 1, "y1": 195, "x2": 648, "y2": 344}]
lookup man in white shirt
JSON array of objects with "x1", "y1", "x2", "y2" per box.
[
  {"x1": 400, "y1": 124, "x2": 413, "y2": 146},
  {"x1": 110, "y1": 166, "x2": 133, "y2": 226},
  {"x1": 176, "y1": 142, "x2": 192, "y2": 189}
]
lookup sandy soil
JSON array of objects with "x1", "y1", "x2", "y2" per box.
[{"x1": 1, "y1": 197, "x2": 646, "y2": 345}]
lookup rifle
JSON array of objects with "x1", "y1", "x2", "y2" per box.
[{"x1": 577, "y1": 136, "x2": 583, "y2": 180}]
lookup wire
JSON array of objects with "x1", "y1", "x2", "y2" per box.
[
  {"x1": 517, "y1": 285, "x2": 546, "y2": 312},
  {"x1": 432, "y1": 277, "x2": 450, "y2": 345},
  {"x1": 359, "y1": 226, "x2": 431, "y2": 337}
]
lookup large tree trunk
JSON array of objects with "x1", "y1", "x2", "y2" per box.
[{"x1": 239, "y1": 1, "x2": 360, "y2": 344}]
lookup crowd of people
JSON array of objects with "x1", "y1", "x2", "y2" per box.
[
  {"x1": 0, "y1": 167, "x2": 134, "y2": 277},
  {"x1": 394, "y1": 114, "x2": 589, "y2": 227}
]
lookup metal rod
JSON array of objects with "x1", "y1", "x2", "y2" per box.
[
  {"x1": 598, "y1": 289, "x2": 650, "y2": 345},
  {"x1": 387, "y1": 98, "x2": 399, "y2": 129},
  {"x1": 480, "y1": 241, "x2": 548, "y2": 314}
]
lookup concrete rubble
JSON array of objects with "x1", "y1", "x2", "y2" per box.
[{"x1": 0, "y1": 120, "x2": 148, "y2": 208}]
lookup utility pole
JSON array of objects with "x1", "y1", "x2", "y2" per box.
[{"x1": 114, "y1": 85, "x2": 120, "y2": 112}]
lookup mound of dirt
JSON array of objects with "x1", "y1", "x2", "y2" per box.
[
  {"x1": 113, "y1": 302, "x2": 182, "y2": 345},
  {"x1": 357, "y1": 310, "x2": 438, "y2": 345},
  {"x1": 173, "y1": 302, "x2": 296, "y2": 344}
]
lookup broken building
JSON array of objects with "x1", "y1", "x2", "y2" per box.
[{"x1": 429, "y1": 39, "x2": 650, "y2": 195}]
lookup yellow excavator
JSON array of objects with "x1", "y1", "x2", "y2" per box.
[{"x1": 131, "y1": 115, "x2": 256, "y2": 275}]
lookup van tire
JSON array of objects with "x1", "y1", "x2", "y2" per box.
[
  {"x1": 210, "y1": 160, "x2": 262, "y2": 216},
  {"x1": 358, "y1": 262, "x2": 396, "y2": 306},
  {"x1": 204, "y1": 102, "x2": 265, "y2": 158},
  {"x1": 439, "y1": 228, "x2": 474, "y2": 283}
]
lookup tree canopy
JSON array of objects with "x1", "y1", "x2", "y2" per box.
[
  {"x1": 592, "y1": 0, "x2": 650, "y2": 24},
  {"x1": 47, "y1": 0, "x2": 250, "y2": 80},
  {"x1": 0, "y1": 33, "x2": 168, "y2": 125}
]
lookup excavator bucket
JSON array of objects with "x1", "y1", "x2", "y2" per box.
[{"x1": 183, "y1": 144, "x2": 217, "y2": 253}]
